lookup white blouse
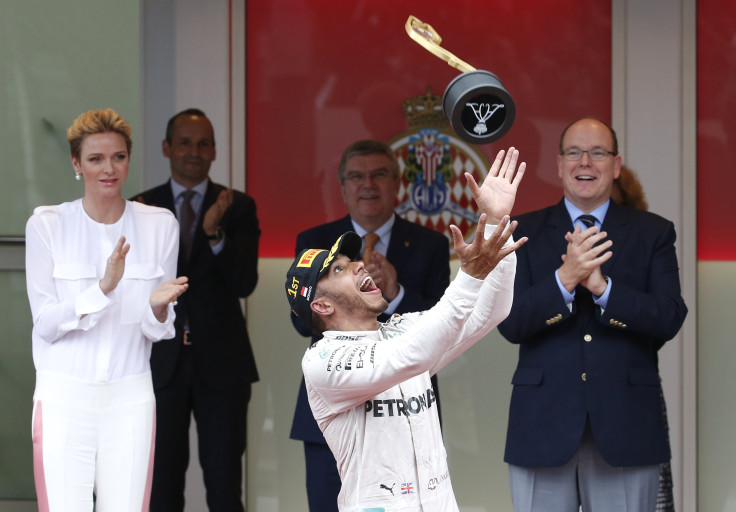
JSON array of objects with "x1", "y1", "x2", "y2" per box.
[{"x1": 25, "y1": 199, "x2": 179, "y2": 382}]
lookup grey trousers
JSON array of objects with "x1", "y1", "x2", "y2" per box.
[{"x1": 508, "y1": 424, "x2": 660, "y2": 512}]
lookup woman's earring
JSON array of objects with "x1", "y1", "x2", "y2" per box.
[{"x1": 75, "y1": 172, "x2": 81, "y2": 181}]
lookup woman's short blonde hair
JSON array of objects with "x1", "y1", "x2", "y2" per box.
[{"x1": 67, "y1": 108, "x2": 133, "y2": 161}]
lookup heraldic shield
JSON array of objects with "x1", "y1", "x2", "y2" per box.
[{"x1": 389, "y1": 86, "x2": 491, "y2": 257}]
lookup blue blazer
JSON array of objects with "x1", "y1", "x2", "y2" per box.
[
  {"x1": 133, "y1": 180, "x2": 260, "y2": 390},
  {"x1": 289, "y1": 214, "x2": 450, "y2": 443},
  {"x1": 498, "y1": 199, "x2": 687, "y2": 467}
]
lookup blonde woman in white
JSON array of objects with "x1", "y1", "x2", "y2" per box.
[{"x1": 25, "y1": 108, "x2": 188, "y2": 512}]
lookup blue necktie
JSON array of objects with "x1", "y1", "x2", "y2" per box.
[{"x1": 578, "y1": 214, "x2": 598, "y2": 229}]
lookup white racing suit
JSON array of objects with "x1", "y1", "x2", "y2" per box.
[{"x1": 303, "y1": 231, "x2": 516, "y2": 512}]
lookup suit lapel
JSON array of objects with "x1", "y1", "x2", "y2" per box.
[
  {"x1": 545, "y1": 200, "x2": 573, "y2": 261},
  {"x1": 159, "y1": 182, "x2": 176, "y2": 215},
  {"x1": 337, "y1": 216, "x2": 354, "y2": 237},
  {"x1": 385, "y1": 214, "x2": 409, "y2": 263},
  {"x1": 600, "y1": 201, "x2": 630, "y2": 275},
  {"x1": 190, "y1": 180, "x2": 218, "y2": 262},
  {"x1": 142, "y1": 181, "x2": 176, "y2": 215}
]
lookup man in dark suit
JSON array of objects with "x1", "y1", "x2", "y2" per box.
[
  {"x1": 497, "y1": 117, "x2": 687, "y2": 512},
  {"x1": 133, "y1": 109, "x2": 260, "y2": 512},
  {"x1": 290, "y1": 139, "x2": 450, "y2": 511}
]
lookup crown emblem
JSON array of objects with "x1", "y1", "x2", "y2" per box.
[
  {"x1": 390, "y1": 87, "x2": 491, "y2": 258},
  {"x1": 401, "y1": 86, "x2": 449, "y2": 128}
]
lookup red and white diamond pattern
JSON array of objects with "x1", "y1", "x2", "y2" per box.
[{"x1": 393, "y1": 132, "x2": 490, "y2": 256}]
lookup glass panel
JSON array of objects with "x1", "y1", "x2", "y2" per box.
[
  {"x1": 0, "y1": 0, "x2": 141, "y2": 237},
  {"x1": 0, "y1": 270, "x2": 34, "y2": 499}
]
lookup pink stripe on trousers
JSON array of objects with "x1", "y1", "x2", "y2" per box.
[
  {"x1": 141, "y1": 404, "x2": 156, "y2": 512},
  {"x1": 32, "y1": 401, "x2": 50, "y2": 512}
]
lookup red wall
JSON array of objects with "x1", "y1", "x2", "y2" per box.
[
  {"x1": 246, "y1": 1, "x2": 612, "y2": 257},
  {"x1": 697, "y1": 1, "x2": 736, "y2": 260}
]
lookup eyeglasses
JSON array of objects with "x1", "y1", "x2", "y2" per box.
[
  {"x1": 343, "y1": 169, "x2": 393, "y2": 185},
  {"x1": 560, "y1": 147, "x2": 616, "y2": 161}
]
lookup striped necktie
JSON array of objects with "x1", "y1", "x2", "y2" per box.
[{"x1": 577, "y1": 214, "x2": 598, "y2": 229}]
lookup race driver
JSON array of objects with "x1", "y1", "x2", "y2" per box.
[{"x1": 284, "y1": 147, "x2": 527, "y2": 511}]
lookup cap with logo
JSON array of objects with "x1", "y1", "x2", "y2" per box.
[{"x1": 285, "y1": 231, "x2": 362, "y2": 332}]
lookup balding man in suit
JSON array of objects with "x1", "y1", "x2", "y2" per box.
[
  {"x1": 134, "y1": 109, "x2": 260, "y2": 512},
  {"x1": 498, "y1": 117, "x2": 687, "y2": 512}
]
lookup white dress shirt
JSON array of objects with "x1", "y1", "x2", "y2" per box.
[{"x1": 25, "y1": 199, "x2": 179, "y2": 382}]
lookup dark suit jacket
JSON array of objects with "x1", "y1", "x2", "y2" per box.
[
  {"x1": 497, "y1": 199, "x2": 687, "y2": 467},
  {"x1": 290, "y1": 213, "x2": 450, "y2": 442},
  {"x1": 133, "y1": 179, "x2": 260, "y2": 390}
]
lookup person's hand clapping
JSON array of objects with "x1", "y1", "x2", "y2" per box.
[
  {"x1": 558, "y1": 226, "x2": 613, "y2": 294},
  {"x1": 364, "y1": 252, "x2": 400, "y2": 300},
  {"x1": 202, "y1": 188, "x2": 233, "y2": 239},
  {"x1": 100, "y1": 236, "x2": 130, "y2": 294},
  {"x1": 149, "y1": 276, "x2": 189, "y2": 322}
]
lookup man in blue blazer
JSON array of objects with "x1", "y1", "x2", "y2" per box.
[
  {"x1": 497, "y1": 118, "x2": 687, "y2": 512},
  {"x1": 290, "y1": 140, "x2": 450, "y2": 511},
  {"x1": 133, "y1": 109, "x2": 260, "y2": 511}
]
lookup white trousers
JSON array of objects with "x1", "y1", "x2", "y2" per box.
[
  {"x1": 32, "y1": 371, "x2": 156, "y2": 512},
  {"x1": 508, "y1": 423, "x2": 660, "y2": 512}
]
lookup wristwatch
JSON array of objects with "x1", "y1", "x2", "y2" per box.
[{"x1": 204, "y1": 226, "x2": 223, "y2": 242}]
